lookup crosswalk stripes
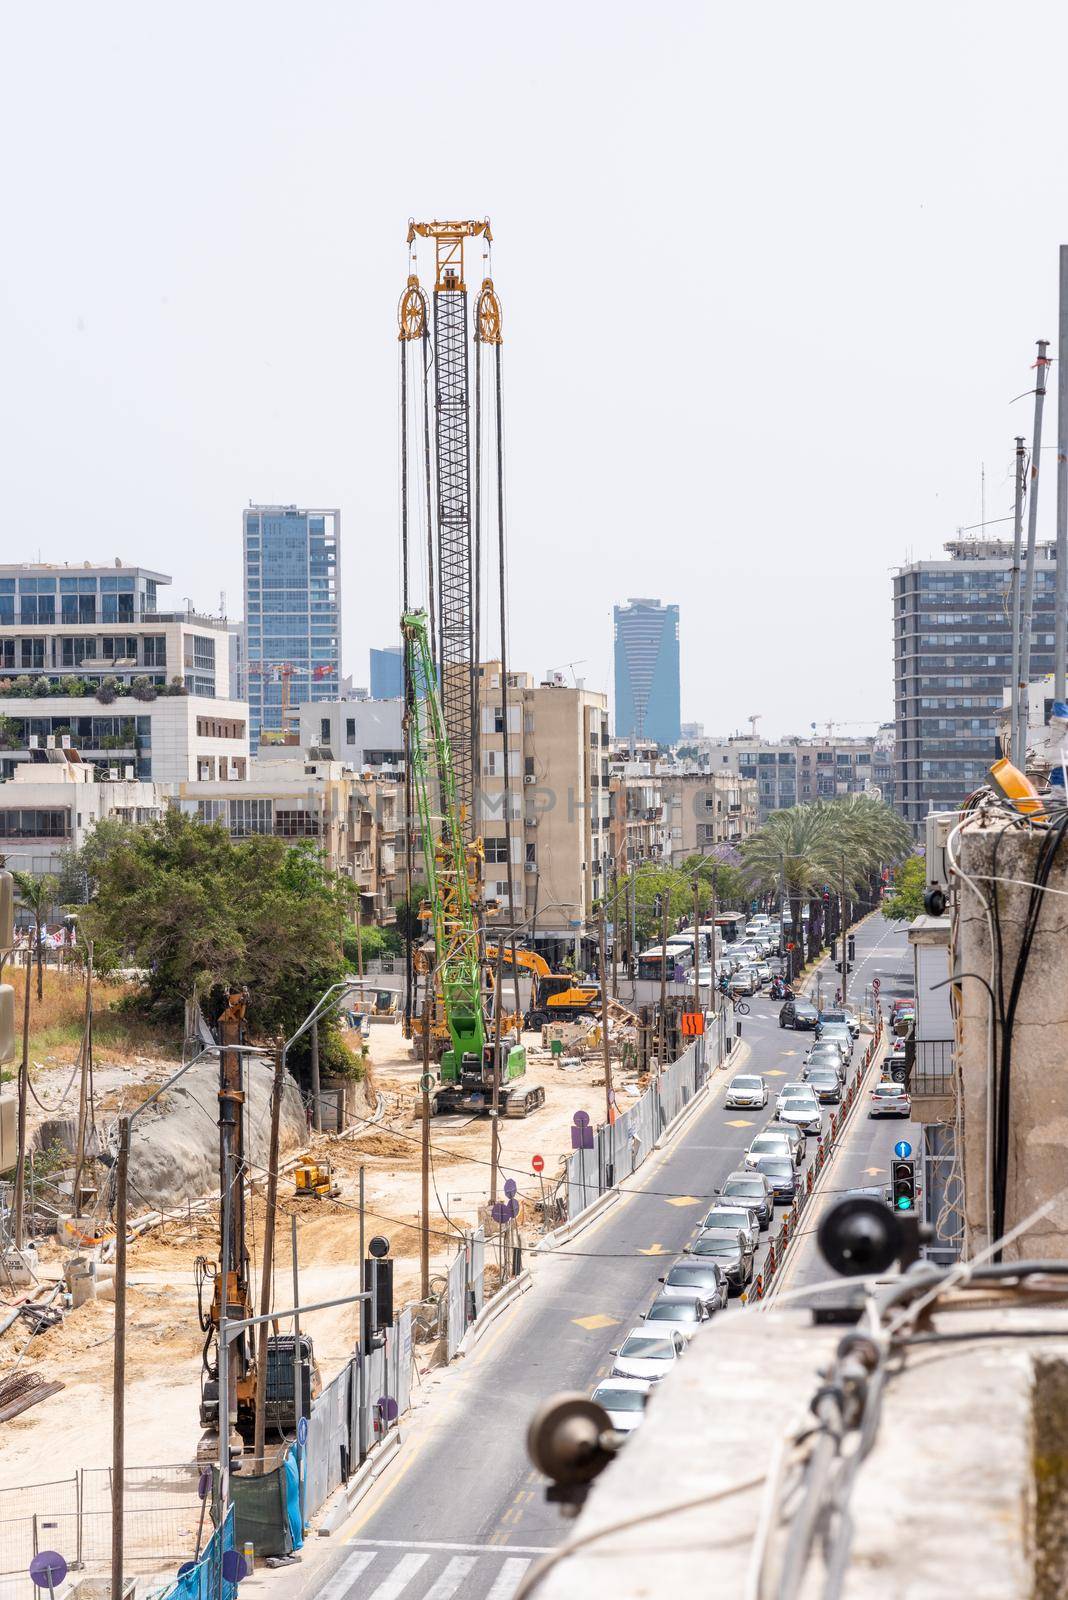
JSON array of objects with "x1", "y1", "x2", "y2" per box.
[{"x1": 318, "y1": 1545, "x2": 534, "y2": 1600}]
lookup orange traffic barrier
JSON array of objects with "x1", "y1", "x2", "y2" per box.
[
  {"x1": 767, "y1": 1240, "x2": 776, "y2": 1273},
  {"x1": 806, "y1": 1167, "x2": 813, "y2": 1194}
]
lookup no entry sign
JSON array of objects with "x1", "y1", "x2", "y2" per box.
[{"x1": 532, "y1": 1154, "x2": 545, "y2": 1173}]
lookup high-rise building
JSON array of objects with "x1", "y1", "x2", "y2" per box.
[
  {"x1": 893, "y1": 537, "x2": 1059, "y2": 833},
  {"x1": 613, "y1": 598, "x2": 680, "y2": 745},
  {"x1": 369, "y1": 645, "x2": 403, "y2": 700},
  {"x1": 243, "y1": 505, "x2": 341, "y2": 751}
]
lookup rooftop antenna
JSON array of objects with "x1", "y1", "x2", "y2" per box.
[{"x1": 747, "y1": 714, "x2": 762, "y2": 737}]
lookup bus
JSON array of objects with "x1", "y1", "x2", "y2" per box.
[
  {"x1": 637, "y1": 943, "x2": 695, "y2": 982},
  {"x1": 714, "y1": 912, "x2": 747, "y2": 946}
]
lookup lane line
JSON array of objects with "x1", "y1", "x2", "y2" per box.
[
  {"x1": 422, "y1": 1555, "x2": 478, "y2": 1598},
  {"x1": 368, "y1": 1552, "x2": 429, "y2": 1598},
  {"x1": 316, "y1": 1551, "x2": 378, "y2": 1600},
  {"x1": 350, "y1": 1541, "x2": 553, "y2": 1555},
  {"x1": 485, "y1": 1557, "x2": 532, "y2": 1599}
]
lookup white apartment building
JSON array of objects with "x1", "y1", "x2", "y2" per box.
[
  {"x1": 298, "y1": 698, "x2": 404, "y2": 769},
  {"x1": 0, "y1": 562, "x2": 248, "y2": 785},
  {"x1": 0, "y1": 752, "x2": 164, "y2": 877}
]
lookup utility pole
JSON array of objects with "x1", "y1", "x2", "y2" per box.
[
  {"x1": 420, "y1": 993, "x2": 431, "y2": 1300},
  {"x1": 253, "y1": 1048, "x2": 284, "y2": 1465},
  {"x1": 1017, "y1": 339, "x2": 1051, "y2": 769},
  {"x1": 657, "y1": 891, "x2": 669, "y2": 1074},
  {"x1": 110, "y1": 1116, "x2": 130, "y2": 1600},
  {"x1": 610, "y1": 862, "x2": 619, "y2": 1000},
  {"x1": 598, "y1": 909, "x2": 614, "y2": 1124},
  {"x1": 693, "y1": 876, "x2": 701, "y2": 1017},
  {"x1": 1010, "y1": 436, "x2": 1026, "y2": 764},
  {"x1": 310, "y1": 1020, "x2": 322, "y2": 1134},
  {"x1": 12, "y1": 946, "x2": 31, "y2": 1249},
  {"x1": 1058, "y1": 247, "x2": 1068, "y2": 702},
  {"x1": 72, "y1": 939, "x2": 93, "y2": 1212}
]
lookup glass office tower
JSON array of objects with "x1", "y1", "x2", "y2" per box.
[
  {"x1": 613, "y1": 597, "x2": 681, "y2": 745},
  {"x1": 243, "y1": 505, "x2": 341, "y2": 750}
]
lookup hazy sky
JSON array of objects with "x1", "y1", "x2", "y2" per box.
[{"x1": 4, "y1": 2, "x2": 1068, "y2": 738}]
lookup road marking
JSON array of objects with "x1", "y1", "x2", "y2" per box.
[
  {"x1": 572, "y1": 1312, "x2": 618, "y2": 1329},
  {"x1": 486, "y1": 1558, "x2": 532, "y2": 1599},
  {"x1": 663, "y1": 1194, "x2": 702, "y2": 1207},
  {"x1": 864, "y1": 1166, "x2": 885, "y2": 1175},
  {"x1": 318, "y1": 1551, "x2": 377, "y2": 1600},
  {"x1": 369, "y1": 1552, "x2": 429, "y2": 1597},
  {"x1": 350, "y1": 1541, "x2": 554, "y2": 1554},
  {"x1": 765, "y1": 1070, "x2": 787, "y2": 1078},
  {"x1": 725, "y1": 1118, "x2": 754, "y2": 1128},
  {"x1": 637, "y1": 1243, "x2": 669, "y2": 1255},
  {"x1": 422, "y1": 1556, "x2": 477, "y2": 1598}
]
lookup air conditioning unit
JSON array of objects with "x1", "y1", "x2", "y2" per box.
[
  {"x1": 124, "y1": 765, "x2": 134, "y2": 780},
  {"x1": 28, "y1": 735, "x2": 38, "y2": 749},
  {"x1": 525, "y1": 815, "x2": 539, "y2": 828},
  {"x1": 523, "y1": 773, "x2": 536, "y2": 785},
  {"x1": 924, "y1": 810, "x2": 964, "y2": 910},
  {"x1": 524, "y1": 861, "x2": 537, "y2": 872}
]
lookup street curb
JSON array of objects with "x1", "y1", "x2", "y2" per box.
[
  {"x1": 317, "y1": 1429, "x2": 403, "y2": 1536},
  {"x1": 455, "y1": 1268, "x2": 533, "y2": 1356}
]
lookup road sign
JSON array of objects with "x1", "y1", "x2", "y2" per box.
[
  {"x1": 376, "y1": 1395, "x2": 399, "y2": 1423},
  {"x1": 221, "y1": 1550, "x2": 249, "y2": 1585},
  {"x1": 29, "y1": 1553, "x2": 67, "y2": 1594},
  {"x1": 532, "y1": 1154, "x2": 545, "y2": 1174},
  {"x1": 680, "y1": 1012, "x2": 705, "y2": 1037},
  {"x1": 571, "y1": 1110, "x2": 594, "y2": 1150},
  {"x1": 504, "y1": 1178, "x2": 517, "y2": 1199},
  {"x1": 297, "y1": 1415, "x2": 309, "y2": 1448},
  {"x1": 894, "y1": 1140, "x2": 912, "y2": 1159},
  {"x1": 873, "y1": 977, "x2": 881, "y2": 993}
]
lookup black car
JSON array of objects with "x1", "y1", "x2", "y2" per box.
[
  {"x1": 779, "y1": 998, "x2": 821, "y2": 1031},
  {"x1": 719, "y1": 1170, "x2": 774, "y2": 1229},
  {"x1": 685, "y1": 1228, "x2": 754, "y2": 1295},
  {"x1": 657, "y1": 1261, "x2": 729, "y2": 1314},
  {"x1": 749, "y1": 1153, "x2": 799, "y2": 1204}
]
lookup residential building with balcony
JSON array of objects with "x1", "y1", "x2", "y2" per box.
[
  {"x1": 0, "y1": 563, "x2": 248, "y2": 786},
  {"x1": 606, "y1": 763, "x2": 670, "y2": 874},
  {"x1": 695, "y1": 733, "x2": 878, "y2": 822},
  {"x1": 894, "y1": 536, "x2": 1059, "y2": 834},
  {"x1": 0, "y1": 752, "x2": 164, "y2": 877},
  {"x1": 659, "y1": 770, "x2": 759, "y2": 863}
]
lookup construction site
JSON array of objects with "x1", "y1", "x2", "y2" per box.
[{"x1": 0, "y1": 219, "x2": 684, "y2": 1596}]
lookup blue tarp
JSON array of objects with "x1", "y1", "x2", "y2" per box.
[
  {"x1": 161, "y1": 1506, "x2": 236, "y2": 1600},
  {"x1": 283, "y1": 1448, "x2": 304, "y2": 1550}
]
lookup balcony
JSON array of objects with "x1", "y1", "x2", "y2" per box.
[{"x1": 905, "y1": 1037, "x2": 957, "y2": 1121}]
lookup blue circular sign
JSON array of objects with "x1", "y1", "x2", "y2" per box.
[
  {"x1": 573, "y1": 1110, "x2": 590, "y2": 1127},
  {"x1": 221, "y1": 1549, "x2": 249, "y2": 1584},
  {"x1": 297, "y1": 1416, "x2": 309, "y2": 1447},
  {"x1": 894, "y1": 1140, "x2": 912, "y2": 1159},
  {"x1": 503, "y1": 1178, "x2": 517, "y2": 1199},
  {"x1": 29, "y1": 1553, "x2": 67, "y2": 1591},
  {"x1": 376, "y1": 1395, "x2": 399, "y2": 1422}
]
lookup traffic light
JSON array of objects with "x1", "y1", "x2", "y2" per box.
[
  {"x1": 891, "y1": 1158, "x2": 915, "y2": 1212},
  {"x1": 847, "y1": 935, "x2": 856, "y2": 962},
  {"x1": 830, "y1": 939, "x2": 838, "y2": 963}
]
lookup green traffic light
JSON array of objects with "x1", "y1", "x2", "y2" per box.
[{"x1": 896, "y1": 1197, "x2": 912, "y2": 1210}]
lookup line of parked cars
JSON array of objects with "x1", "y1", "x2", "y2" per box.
[{"x1": 724, "y1": 917, "x2": 784, "y2": 996}]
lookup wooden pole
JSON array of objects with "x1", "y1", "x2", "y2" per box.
[
  {"x1": 489, "y1": 941, "x2": 504, "y2": 1206},
  {"x1": 12, "y1": 950, "x2": 31, "y2": 1249},
  {"x1": 693, "y1": 877, "x2": 701, "y2": 1018},
  {"x1": 599, "y1": 910, "x2": 614, "y2": 1124},
  {"x1": 111, "y1": 1116, "x2": 130, "y2": 1600},
  {"x1": 657, "y1": 891, "x2": 669, "y2": 1075},
  {"x1": 253, "y1": 1048, "x2": 284, "y2": 1466},
  {"x1": 73, "y1": 941, "x2": 93, "y2": 1212},
  {"x1": 310, "y1": 1020, "x2": 322, "y2": 1134}
]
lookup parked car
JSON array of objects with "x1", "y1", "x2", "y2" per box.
[
  {"x1": 685, "y1": 1228, "x2": 754, "y2": 1293},
  {"x1": 803, "y1": 1066, "x2": 843, "y2": 1104},
  {"x1": 869, "y1": 1081, "x2": 912, "y2": 1118},
  {"x1": 775, "y1": 1090, "x2": 822, "y2": 1137},
  {"x1": 747, "y1": 1152, "x2": 799, "y2": 1204},
  {"x1": 590, "y1": 1378, "x2": 651, "y2": 1435},
  {"x1": 745, "y1": 1127, "x2": 804, "y2": 1169},
  {"x1": 804, "y1": 1042, "x2": 847, "y2": 1075},
  {"x1": 779, "y1": 998, "x2": 821, "y2": 1031},
  {"x1": 718, "y1": 1169, "x2": 773, "y2": 1229},
  {"x1": 700, "y1": 1203, "x2": 760, "y2": 1254},
  {"x1": 729, "y1": 967, "x2": 758, "y2": 996},
  {"x1": 725, "y1": 1073, "x2": 768, "y2": 1109},
  {"x1": 820, "y1": 1022, "x2": 854, "y2": 1060},
  {"x1": 821, "y1": 1006, "x2": 860, "y2": 1039},
  {"x1": 641, "y1": 1294, "x2": 708, "y2": 1344},
  {"x1": 657, "y1": 1261, "x2": 729, "y2": 1313},
  {"x1": 611, "y1": 1328, "x2": 685, "y2": 1381}
]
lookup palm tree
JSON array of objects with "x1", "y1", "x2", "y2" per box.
[
  {"x1": 12, "y1": 871, "x2": 60, "y2": 1002},
  {"x1": 741, "y1": 806, "x2": 837, "y2": 974}
]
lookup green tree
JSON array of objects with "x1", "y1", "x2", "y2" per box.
[
  {"x1": 12, "y1": 871, "x2": 61, "y2": 1002},
  {"x1": 882, "y1": 856, "x2": 927, "y2": 922},
  {"x1": 75, "y1": 812, "x2": 356, "y2": 1065},
  {"x1": 392, "y1": 881, "x2": 428, "y2": 945}
]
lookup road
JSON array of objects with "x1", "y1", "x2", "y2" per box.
[{"x1": 298, "y1": 915, "x2": 909, "y2": 1600}]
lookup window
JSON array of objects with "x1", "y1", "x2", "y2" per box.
[
  {"x1": 197, "y1": 800, "x2": 226, "y2": 824},
  {"x1": 484, "y1": 836, "x2": 510, "y2": 863},
  {"x1": 346, "y1": 718, "x2": 356, "y2": 744},
  {"x1": 196, "y1": 718, "x2": 246, "y2": 740},
  {"x1": 0, "y1": 808, "x2": 70, "y2": 838},
  {"x1": 228, "y1": 798, "x2": 272, "y2": 836},
  {"x1": 320, "y1": 718, "x2": 330, "y2": 743},
  {"x1": 275, "y1": 809, "x2": 321, "y2": 838},
  {"x1": 20, "y1": 639, "x2": 44, "y2": 670},
  {"x1": 143, "y1": 636, "x2": 166, "y2": 667}
]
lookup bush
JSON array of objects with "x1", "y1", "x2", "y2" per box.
[
  {"x1": 60, "y1": 676, "x2": 86, "y2": 697},
  {"x1": 343, "y1": 922, "x2": 402, "y2": 967},
  {"x1": 97, "y1": 675, "x2": 119, "y2": 705},
  {"x1": 130, "y1": 676, "x2": 157, "y2": 702}
]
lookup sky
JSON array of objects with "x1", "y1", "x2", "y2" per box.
[{"x1": 3, "y1": 2, "x2": 1068, "y2": 739}]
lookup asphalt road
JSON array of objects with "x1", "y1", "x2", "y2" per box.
[{"x1": 299, "y1": 915, "x2": 908, "y2": 1600}]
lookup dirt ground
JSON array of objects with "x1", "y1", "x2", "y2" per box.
[{"x1": 1, "y1": 1013, "x2": 640, "y2": 1493}]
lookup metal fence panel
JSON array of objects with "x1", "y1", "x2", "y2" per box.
[
  {"x1": 445, "y1": 1247, "x2": 467, "y2": 1361},
  {"x1": 468, "y1": 1229, "x2": 486, "y2": 1320},
  {"x1": 303, "y1": 1362, "x2": 352, "y2": 1518}
]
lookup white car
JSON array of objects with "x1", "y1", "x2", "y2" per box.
[
  {"x1": 744, "y1": 1128, "x2": 803, "y2": 1169},
  {"x1": 611, "y1": 1328, "x2": 685, "y2": 1381},
  {"x1": 729, "y1": 967, "x2": 758, "y2": 996},
  {"x1": 775, "y1": 1090, "x2": 822, "y2": 1137},
  {"x1": 641, "y1": 1293, "x2": 709, "y2": 1344},
  {"x1": 819, "y1": 1023, "x2": 854, "y2": 1060},
  {"x1": 753, "y1": 961, "x2": 772, "y2": 987},
  {"x1": 700, "y1": 1203, "x2": 760, "y2": 1254},
  {"x1": 591, "y1": 1378, "x2": 651, "y2": 1434},
  {"x1": 725, "y1": 1073, "x2": 768, "y2": 1109}
]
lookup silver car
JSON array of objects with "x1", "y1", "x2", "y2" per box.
[
  {"x1": 611, "y1": 1328, "x2": 685, "y2": 1381},
  {"x1": 775, "y1": 1091, "x2": 822, "y2": 1137},
  {"x1": 701, "y1": 1203, "x2": 760, "y2": 1254},
  {"x1": 591, "y1": 1378, "x2": 650, "y2": 1435},
  {"x1": 745, "y1": 1127, "x2": 804, "y2": 1169},
  {"x1": 641, "y1": 1294, "x2": 709, "y2": 1344},
  {"x1": 820, "y1": 1023, "x2": 854, "y2": 1060},
  {"x1": 725, "y1": 1073, "x2": 768, "y2": 1109}
]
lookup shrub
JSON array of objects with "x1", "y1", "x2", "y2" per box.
[
  {"x1": 130, "y1": 676, "x2": 157, "y2": 702},
  {"x1": 96, "y1": 675, "x2": 119, "y2": 705}
]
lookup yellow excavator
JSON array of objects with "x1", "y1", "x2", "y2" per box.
[{"x1": 485, "y1": 945, "x2": 600, "y2": 1030}]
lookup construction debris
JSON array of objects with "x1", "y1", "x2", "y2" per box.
[{"x1": 0, "y1": 1371, "x2": 64, "y2": 1423}]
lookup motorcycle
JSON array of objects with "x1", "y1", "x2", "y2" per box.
[{"x1": 770, "y1": 977, "x2": 794, "y2": 1001}]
